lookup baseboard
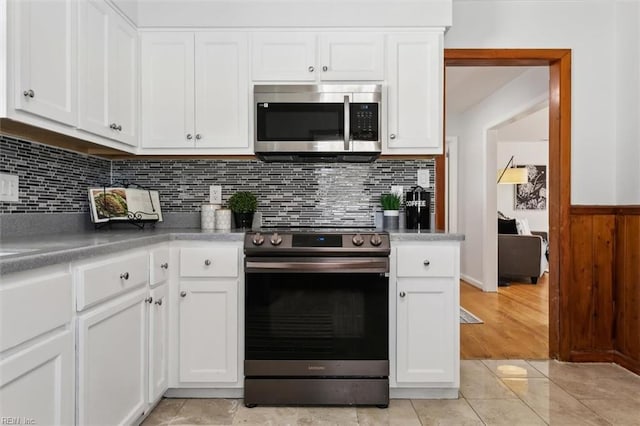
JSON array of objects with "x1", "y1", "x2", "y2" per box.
[
  {"x1": 460, "y1": 273, "x2": 483, "y2": 289},
  {"x1": 614, "y1": 351, "x2": 640, "y2": 376}
]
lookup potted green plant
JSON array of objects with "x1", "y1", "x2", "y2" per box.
[
  {"x1": 380, "y1": 193, "x2": 402, "y2": 230},
  {"x1": 228, "y1": 191, "x2": 258, "y2": 229}
]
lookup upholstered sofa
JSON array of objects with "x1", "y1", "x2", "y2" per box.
[{"x1": 498, "y1": 231, "x2": 548, "y2": 284}]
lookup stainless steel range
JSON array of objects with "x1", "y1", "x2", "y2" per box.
[{"x1": 243, "y1": 229, "x2": 390, "y2": 407}]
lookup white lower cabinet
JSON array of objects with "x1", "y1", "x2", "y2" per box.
[
  {"x1": 0, "y1": 330, "x2": 74, "y2": 426},
  {"x1": 77, "y1": 287, "x2": 148, "y2": 426},
  {"x1": 148, "y1": 283, "x2": 169, "y2": 402}
]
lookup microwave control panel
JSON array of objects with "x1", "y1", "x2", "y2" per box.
[{"x1": 350, "y1": 103, "x2": 379, "y2": 141}]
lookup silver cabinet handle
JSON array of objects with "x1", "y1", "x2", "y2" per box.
[
  {"x1": 322, "y1": 65, "x2": 328, "y2": 72},
  {"x1": 186, "y1": 133, "x2": 193, "y2": 140},
  {"x1": 23, "y1": 89, "x2": 35, "y2": 98},
  {"x1": 423, "y1": 260, "x2": 431, "y2": 266},
  {"x1": 399, "y1": 291, "x2": 406, "y2": 298},
  {"x1": 160, "y1": 262, "x2": 168, "y2": 269},
  {"x1": 145, "y1": 297, "x2": 153, "y2": 304},
  {"x1": 120, "y1": 272, "x2": 129, "y2": 280},
  {"x1": 155, "y1": 299, "x2": 163, "y2": 306},
  {"x1": 204, "y1": 259, "x2": 212, "y2": 266},
  {"x1": 390, "y1": 134, "x2": 396, "y2": 140},
  {"x1": 308, "y1": 66, "x2": 315, "y2": 72},
  {"x1": 180, "y1": 291, "x2": 187, "y2": 297},
  {"x1": 109, "y1": 123, "x2": 117, "y2": 129},
  {"x1": 195, "y1": 133, "x2": 202, "y2": 140},
  {"x1": 116, "y1": 124, "x2": 122, "y2": 131}
]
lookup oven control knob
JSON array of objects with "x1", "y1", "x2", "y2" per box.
[
  {"x1": 252, "y1": 232, "x2": 265, "y2": 246},
  {"x1": 270, "y1": 232, "x2": 283, "y2": 246},
  {"x1": 370, "y1": 233, "x2": 383, "y2": 247},
  {"x1": 352, "y1": 233, "x2": 365, "y2": 246}
]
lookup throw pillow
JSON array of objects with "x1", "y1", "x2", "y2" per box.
[
  {"x1": 515, "y1": 218, "x2": 533, "y2": 235},
  {"x1": 498, "y1": 218, "x2": 518, "y2": 234}
]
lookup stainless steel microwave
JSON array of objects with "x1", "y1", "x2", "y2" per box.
[{"x1": 254, "y1": 84, "x2": 382, "y2": 162}]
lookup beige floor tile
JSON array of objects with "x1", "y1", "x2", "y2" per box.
[
  {"x1": 356, "y1": 399, "x2": 421, "y2": 426},
  {"x1": 466, "y1": 399, "x2": 546, "y2": 426},
  {"x1": 580, "y1": 399, "x2": 640, "y2": 425},
  {"x1": 231, "y1": 405, "x2": 298, "y2": 425},
  {"x1": 529, "y1": 360, "x2": 636, "y2": 381},
  {"x1": 296, "y1": 406, "x2": 358, "y2": 425},
  {"x1": 481, "y1": 360, "x2": 546, "y2": 379},
  {"x1": 460, "y1": 360, "x2": 518, "y2": 399},
  {"x1": 411, "y1": 399, "x2": 484, "y2": 426},
  {"x1": 143, "y1": 399, "x2": 187, "y2": 426},
  {"x1": 550, "y1": 373, "x2": 640, "y2": 402},
  {"x1": 170, "y1": 398, "x2": 240, "y2": 425},
  {"x1": 503, "y1": 378, "x2": 609, "y2": 425}
]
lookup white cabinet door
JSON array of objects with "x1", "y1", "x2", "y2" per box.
[
  {"x1": 0, "y1": 330, "x2": 74, "y2": 426},
  {"x1": 14, "y1": 0, "x2": 76, "y2": 125},
  {"x1": 385, "y1": 32, "x2": 443, "y2": 154},
  {"x1": 179, "y1": 280, "x2": 238, "y2": 383},
  {"x1": 141, "y1": 32, "x2": 195, "y2": 148},
  {"x1": 77, "y1": 287, "x2": 148, "y2": 426},
  {"x1": 319, "y1": 33, "x2": 384, "y2": 81},
  {"x1": 396, "y1": 277, "x2": 456, "y2": 383},
  {"x1": 108, "y1": 11, "x2": 137, "y2": 146},
  {"x1": 195, "y1": 33, "x2": 249, "y2": 149},
  {"x1": 251, "y1": 32, "x2": 316, "y2": 81},
  {"x1": 148, "y1": 283, "x2": 168, "y2": 403}
]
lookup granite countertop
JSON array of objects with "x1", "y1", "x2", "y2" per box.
[{"x1": 0, "y1": 228, "x2": 464, "y2": 275}]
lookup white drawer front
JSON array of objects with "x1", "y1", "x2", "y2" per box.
[
  {"x1": 150, "y1": 246, "x2": 170, "y2": 287},
  {"x1": 180, "y1": 247, "x2": 238, "y2": 277},
  {"x1": 396, "y1": 246, "x2": 455, "y2": 277},
  {"x1": 0, "y1": 273, "x2": 72, "y2": 352},
  {"x1": 76, "y1": 252, "x2": 148, "y2": 311}
]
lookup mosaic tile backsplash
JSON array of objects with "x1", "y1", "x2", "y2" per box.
[
  {"x1": 112, "y1": 159, "x2": 435, "y2": 227},
  {"x1": 1, "y1": 136, "x2": 435, "y2": 227},
  {"x1": 0, "y1": 136, "x2": 111, "y2": 214}
]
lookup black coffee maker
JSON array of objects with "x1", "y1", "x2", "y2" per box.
[{"x1": 405, "y1": 186, "x2": 431, "y2": 230}]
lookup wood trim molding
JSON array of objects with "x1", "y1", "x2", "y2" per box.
[
  {"x1": 571, "y1": 205, "x2": 640, "y2": 215},
  {"x1": 442, "y1": 48, "x2": 572, "y2": 360}
]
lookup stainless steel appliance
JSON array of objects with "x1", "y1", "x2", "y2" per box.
[
  {"x1": 254, "y1": 85, "x2": 382, "y2": 162},
  {"x1": 244, "y1": 229, "x2": 390, "y2": 407}
]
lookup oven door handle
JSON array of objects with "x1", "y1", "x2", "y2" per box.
[{"x1": 246, "y1": 259, "x2": 389, "y2": 273}]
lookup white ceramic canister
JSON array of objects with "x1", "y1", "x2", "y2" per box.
[
  {"x1": 215, "y1": 208, "x2": 232, "y2": 231},
  {"x1": 201, "y1": 204, "x2": 220, "y2": 230}
]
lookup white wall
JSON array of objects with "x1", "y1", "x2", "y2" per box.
[
  {"x1": 446, "y1": 0, "x2": 640, "y2": 205},
  {"x1": 497, "y1": 141, "x2": 549, "y2": 234}
]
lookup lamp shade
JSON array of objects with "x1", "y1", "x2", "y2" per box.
[{"x1": 497, "y1": 167, "x2": 528, "y2": 184}]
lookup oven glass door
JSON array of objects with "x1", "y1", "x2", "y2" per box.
[
  {"x1": 256, "y1": 102, "x2": 344, "y2": 142},
  {"x1": 245, "y1": 271, "x2": 388, "y2": 361}
]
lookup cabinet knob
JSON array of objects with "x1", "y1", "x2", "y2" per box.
[
  {"x1": 389, "y1": 134, "x2": 396, "y2": 140},
  {"x1": 180, "y1": 291, "x2": 187, "y2": 298},
  {"x1": 160, "y1": 262, "x2": 169, "y2": 269},
  {"x1": 155, "y1": 299, "x2": 163, "y2": 306},
  {"x1": 423, "y1": 260, "x2": 431, "y2": 266},
  {"x1": 322, "y1": 65, "x2": 328, "y2": 72},
  {"x1": 204, "y1": 259, "x2": 212, "y2": 266},
  {"x1": 308, "y1": 66, "x2": 315, "y2": 72},
  {"x1": 145, "y1": 296, "x2": 153, "y2": 304},
  {"x1": 23, "y1": 89, "x2": 35, "y2": 98},
  {"x1": 109, "y1": 123, "x2": 117, "y2": 129},
  {"x1": 195, "y1": 133, "x2": 202, "y2": 140},
  {"x1": 120, "y1": 272, "x2": 130, "y2": 280},
  {"x1": 186, "y1": 133, "x2": 193, "y2": 140},
  {"x1": 399, "y1": 291, "x2": 406, "y2": 298},
  {"x1": 116, "y1": 124, "x2": 122, "y2": 131}
]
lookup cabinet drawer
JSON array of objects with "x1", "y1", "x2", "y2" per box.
[
  {"x1": 396, "y1": 246, "x2": 455, "y2": 277},
  {"x1": 150, "y1": 246, "x2": 170, "y2": 287},
  {"x1": 180, "y1": 247, "x2": 238, "y2": 277},
  {"x1": 0, "y1": 272, "x2": 72, "y2": 352},
  {"x1": 76, "y1": 252, "x2": 148, "y2": 311}
]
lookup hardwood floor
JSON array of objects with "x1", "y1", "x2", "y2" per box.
[{"x1": 460, "y1": 274, "x2": 549, "y2": 359}]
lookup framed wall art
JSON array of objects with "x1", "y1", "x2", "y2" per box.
[{"x1": 515, "y1": 165, "x2": 547, "y2": 210}]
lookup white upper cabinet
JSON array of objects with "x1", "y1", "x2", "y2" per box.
[
  {"x1": 385, "y1": 32, "x2": 443, "y2": 155},
  {"x1": 141, "y1": 31, "x2": 250, "y2": 152},
  {"x1": 78, "y1": 0, "x2": 137, "y2": 146},
  {"x1": 252, "y1": 32, "x2": 384, "y2": 82},
  {"x1": 13, "y1": 0, "x2": 76, "y2": 126}
]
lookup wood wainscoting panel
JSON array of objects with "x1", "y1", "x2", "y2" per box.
[
  {"x1": 615, "y1": 212, "x2": 640, "y2": 373},
  {"x1": 568, "y1": 213, "x2": 616, "y2": 353}
]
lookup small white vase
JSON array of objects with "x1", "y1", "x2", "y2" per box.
[{"x1": 383, "y1": 210, "x2": 400, "y2": 230}]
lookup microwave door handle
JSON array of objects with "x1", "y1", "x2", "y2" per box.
[{"x1": 343, "y1": 95, "x2": 350, "y2": 151}]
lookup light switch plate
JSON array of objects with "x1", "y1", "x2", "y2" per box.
[
  {"x1": 0, "y1": 173, "x2": 19, "y2": 202},
  {"x1": 417, "y1": 169, "x2": 430, "y2": 188},
  {"x1": 209, "y1": 185, "x2": 222, "y2": 204}
]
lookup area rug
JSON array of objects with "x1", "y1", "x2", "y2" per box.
[{"x1": 460, "y1": 307, "x2": 484, "y2": 324}]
